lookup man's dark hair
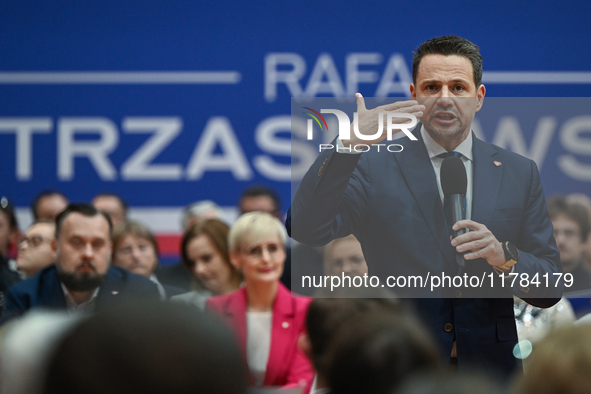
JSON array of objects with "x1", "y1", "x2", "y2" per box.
[
  {"x1": 93, "y1": 192, "x2": 128, "y2": 215},
  {"x1": 31, "y1": 190, "x2": 67, "y2": 220},
  {"x1": 307, "y1": 296, "x2": 401, "y2": 377},
  {"x1": 327, "y1": 310, "x2": 441, "y2": 394},
  {"x1": 547, "y1": 195, "x2": 590, "y2": 242},
  {"x1": 239, "y1": 185, "x2": 281, "y2": 214},
  {"x1": 413, "y1": 35, "x2": 483, "y2": 88},
  {"x1": 43, "y1": 302, "x2": 248, "y2": 394},
  {"x1": 55, "y1": 203, "x2": 112, "y2": 239},
  {"x1": 0, "y1": 196, "x2": 18, "y2": 233}
]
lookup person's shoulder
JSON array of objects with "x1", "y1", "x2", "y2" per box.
[
  {"x1": 172, "y1": 290, "x2": 207, "y2": 305},
  {"x1": 207, "y1": 288, "x2": 243, "y2": 309},
  {"x1": 163, "y1": 284, "x2": 188, "y2": 298},
  {"x1": 9, "y1": 265, "x2": 56, "y2": 294},
  {"x1": 108, "y1": 266, "x2": 146, "y2": 281},
  {"x1": 105, "y1": 266, "x2": 158, "y2": 292},
  {"x1": 277, "y1": 282, "x2": 312, "y2": 312},
  {"x1": 292, "y1": 296, "x2": 312, "y2": 318}
]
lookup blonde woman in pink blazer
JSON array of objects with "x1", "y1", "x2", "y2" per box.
[{"x1": 207, "y1": 212, "x2": 313, "y2": 390}]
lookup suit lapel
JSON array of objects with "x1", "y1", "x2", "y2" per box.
[
  {"x1": 224, "y1": 287, "x2": 248, "y2": 354},
  {"x1": 471, "y1": 135, "x2": 502, "y2": 228},
  {"x1": 264, "y1": 283, "x2": 294, "y2": 386},
  {"x1": 39, "y1": 266, "x2": 68, "y2": 309},
  {"x1": 394, "y1": 127, "x2": 455, "y2": 266},
  {"x1": 218, "y1": 286, "x2": 249, "y2": 384},
  {"x1": 96, "y1": 267, "x2": 123, "y2": 307}
]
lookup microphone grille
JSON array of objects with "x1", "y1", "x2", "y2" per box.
[{"x1": 441, "y1": 157, "x2": 467, "y2": 197}]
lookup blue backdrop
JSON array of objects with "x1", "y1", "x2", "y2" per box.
[{"x1": 1, "y1": 0, "x2": 590, "y2": 234}]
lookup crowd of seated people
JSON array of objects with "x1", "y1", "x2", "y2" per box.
[{"x1": 2, "y1": 188, "x2": 591, "y2": 393}]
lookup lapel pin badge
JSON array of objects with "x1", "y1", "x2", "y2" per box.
[
  {"x1": 111, "y1": 291, "x2": 119, "y2": 295},
  {"x1": 494, "y1": 161, "x2": 502, "y2": 167},
  {"x1": 282, "y1": 321, "x2": 289, "y2": 329}
]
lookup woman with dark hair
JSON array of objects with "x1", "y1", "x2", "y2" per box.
[
  {"x1": 172, "y1": 219, "x2": 242, "y2": 309},
  {"x1": 207, "y1": 212, "x2": 313, "y2": 389}
]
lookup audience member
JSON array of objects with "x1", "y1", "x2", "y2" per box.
[
  {"x1": 547, "y1": 195, "x2": 590, "y2": 292},
  {"x1": 182, "y1": 200, "x2": 223, "y2": 232},
  {"x1": 326, "y1": 309, "x2": 441, "y2": 394},
  {"x1": 516, "y1": 324, "x2": 591, "y2": 394},
  {"x1": 0, "y1": 197, "x2": 22, "y2": 312},
  {"x1": 207, "y1": 212, "x2": 313, "y2": 389},
  {"x1": 0, "y1": 310, "x2": 83, "y2": 394},
  {"x1": 397, "y1": 372, "x2": 506, "y2": 394},
  {"x1": 172, "y1": 219, "x2": 242, "y2": 309},
  {"x1": 239, "y1": 185, "x2": 293, "y2": 290},
  {"x1": 239, "y1": 185, "x2": 282, "y2": 219},
  {"x1": 300, "y1": 293, "x2": 401, "y2": 394},
  {"x1": 157, "y1": 200, "x2": 224, "y2": 290},
  {"x1": 31, "y1": 191, "x2": 68, "y2": 222},
  {"x1": 323, "y1": 235, "x2": 368, "y2": 278},
  {"x1": 16, "y1": 221, "x2": 56, "y2": 277},
  {"x1": 2, "y1": 203, "x2": 159, "y2": 322},
  {"x1": 567, "y1": 193, "x2": 591, "y2": 273},
  {"x1": 42, "y1": 302, "x2": 248, "y2": 394},
  {"x1": 0, "y1": 197, "x2": 19, "y2": 259},
  {"x1": 111, "y1": 221, "x2": 186, "y2": 300},
  {"x1": 91, "y1": 193, "x2": 128, "y2": 230}
]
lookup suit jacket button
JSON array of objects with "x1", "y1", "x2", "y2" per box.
[
  {"x1": 444, "y1": 323, "x2": 453, "y2": 333},
  {"x1": 520, "y1": 286, "x2": 530, "y2": 294},
  {"x1": 455, "y1": 290, "x2": 462, "y2": 298},
  {"x1": 282, "y1": 321, "x2": 289, "y2": 329},
  {"x1": 318, "y1": 165, "x2": 324, "y2": 176}
]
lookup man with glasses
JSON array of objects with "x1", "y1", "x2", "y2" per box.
[{"x1": 16, "y1": 221, "x2": 56, "y2": 278}]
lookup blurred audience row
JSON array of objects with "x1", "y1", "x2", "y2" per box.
[{"x1": 0, "y1": 188, "x2": 591, "y2": 393}]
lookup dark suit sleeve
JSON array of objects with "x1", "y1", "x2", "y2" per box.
[
  {"x1": 289, "y1": 146, "x2": 368, "y2": 247},
  {"x1": 512, "y1": 160, "x2": 562, "y2": 305}
]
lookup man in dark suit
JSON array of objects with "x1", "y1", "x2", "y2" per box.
[
  {"x1": 3, "y1": 203, "x2": 159, "y2": 321},
  {"x1": 289, "y1": 36, "x2": 562, "y2": 376}
]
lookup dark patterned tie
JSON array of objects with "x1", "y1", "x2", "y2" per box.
[{"x1": 437, "y1": 151, "x2": 466, "y2": 234}]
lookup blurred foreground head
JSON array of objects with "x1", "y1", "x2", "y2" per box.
[
  {"x1": 327, "y1": 309, "x2": 441, "y2": 394},
  {"x1": 516, "y1": 324, "x2": 591, "y2": 394},
  {"x1": 43, "y1": 301, "x2": 248, "y2": 394}
]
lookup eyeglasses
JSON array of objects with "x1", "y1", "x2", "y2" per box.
[
  {"x1": 242, "y1": 244, "x2": 283, "y2": 260},
  {"x1": 18, "y1": 235, "x2": 52, "y2": 248}
]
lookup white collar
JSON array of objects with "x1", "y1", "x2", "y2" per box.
[
  {"x1": 420, "y1": 124, "x2": 473, "y2": 161},
  {"x1": 60, "y1": 283, "x2": 100, "y2": 311}
]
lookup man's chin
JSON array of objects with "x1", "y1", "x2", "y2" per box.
[
  {"x1": 424, "y1": 123, "x2": 466, "y2": 141},
  {"x1": 58, "y1": 270, "x2": 106, "y2": 292}
]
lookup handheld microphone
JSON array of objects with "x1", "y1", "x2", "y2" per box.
[{"x1": 441, "y1": 156, "x2": 467, "y2": 267}]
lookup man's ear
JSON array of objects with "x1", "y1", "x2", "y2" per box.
[
  {"x1": 51, "y1": 238, "x2": 58, "y2": 253},
  {"x1": 410, "y1": 83, "x2": 416, "y2": 98},
  {"x1": 298, "y1": 333, "x2": 313, "y2": 362},
  {"x1": 475, "y1": 83, "x2": 486, "y2": 112}
]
